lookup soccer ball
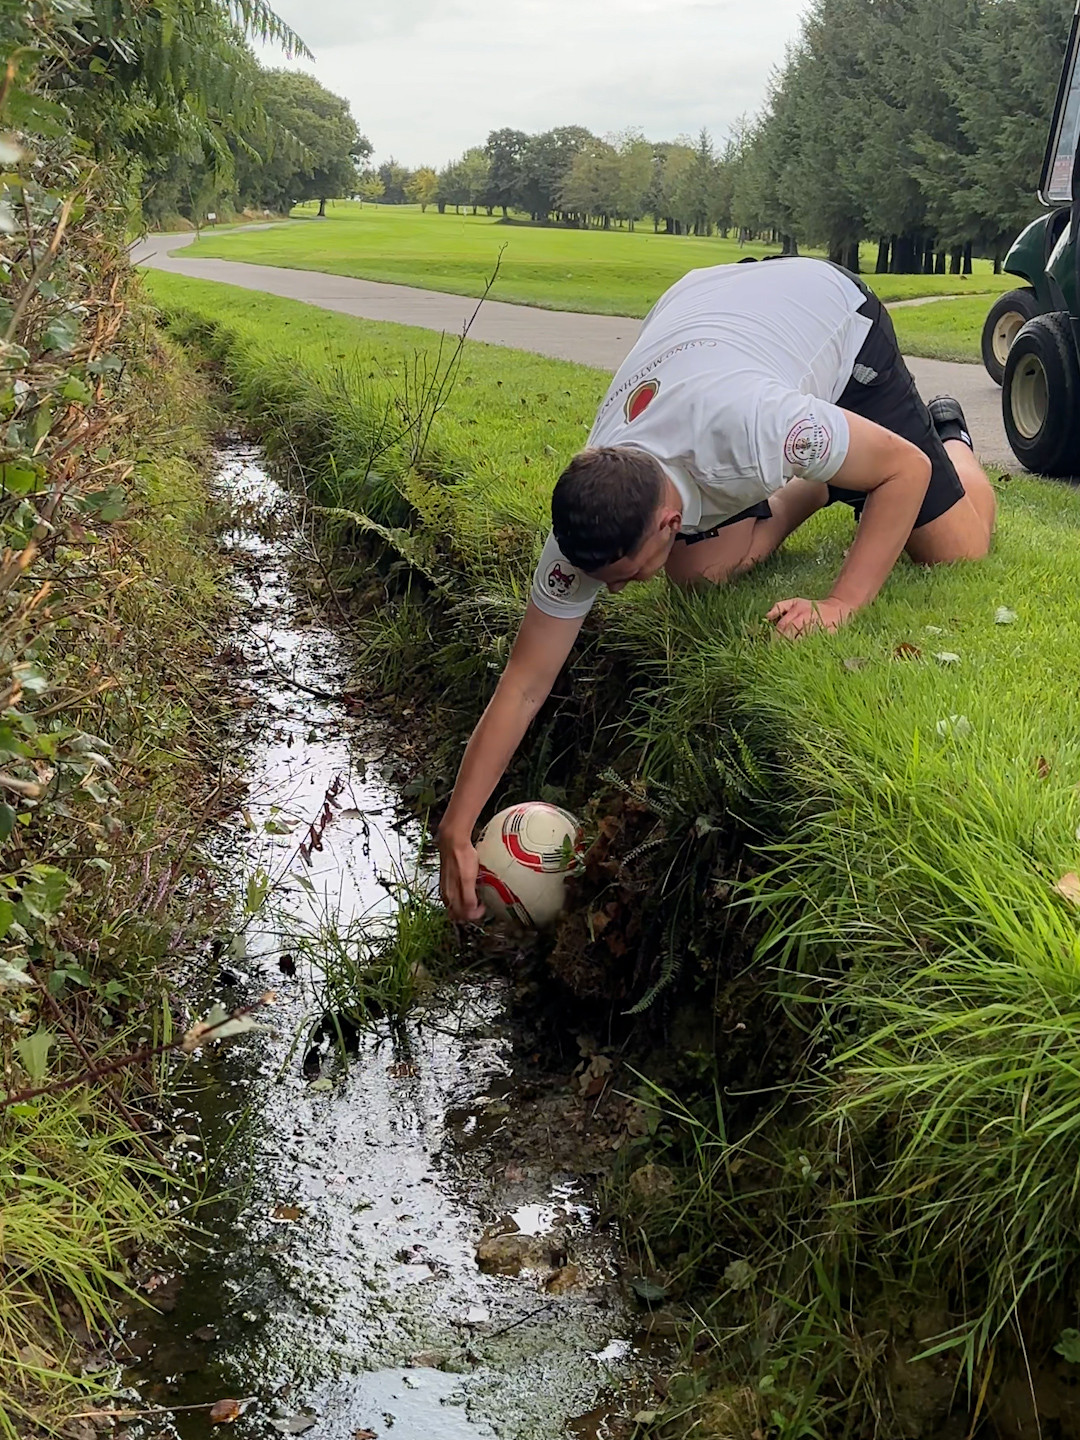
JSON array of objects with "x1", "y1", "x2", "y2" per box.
[{"x1": 475, "y1": 802, "x2": 582, "y2": 929}]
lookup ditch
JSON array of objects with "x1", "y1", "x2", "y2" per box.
[{"x1": 116, "y1": 444, "x2": 659, "y2": 1440}]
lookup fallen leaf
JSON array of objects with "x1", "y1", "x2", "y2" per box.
[
  {"x1": 209, "y1": 1398, "x2": 242, "y2": 1425},
  {"x1": 925, "y1": 625, "x2": 944, "y2": 635},
  {"x1": 269, "y1": 1418, "x2": 317, "y2": 1436},
  {"x1": 1037, "y1": 756, "x2": 1051, "y2": 780},
  {"x1": 271, "y1": 1204, "x2": 304, "y2": 1222},
  {"x1": 386, "y1": 1061, "x2": 419, "y2": 1078},
  {"x1": 842, "y1": 657, "x2": 867, "y2": 671},
  {"x1": 894, "y1": 642, "x2": 921, "y2": 660},
  {"x1": 995, "y1": 607, "x2": 1018, "y2": 625},
  {"x1": 936, "y1": 714, "x2": 973, "y2": 738},
  {"x1": 933, "y1": 651, "x2": 961, "y2": 665},
  {"x1": 1056, "y1": 873, "x2": 1080, "y2": 906},
  {"x1": 354, "y1": 1430, "x2": 378, "y2": 1440},
  {"x1": 630, "y1": 1276, "x2": 669, "y2": 1304}
]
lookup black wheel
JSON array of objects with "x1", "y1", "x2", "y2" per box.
[
  {"x1": 981, "y1": 287, "x2": 1040, "y2": 385},
  {"x1": 1002, "y1": 312, "x2": 1080, "y2": 477}
]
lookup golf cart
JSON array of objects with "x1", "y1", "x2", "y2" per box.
[{"x1": 989, "y1": 0, "x2": 1080, "y2": 474}]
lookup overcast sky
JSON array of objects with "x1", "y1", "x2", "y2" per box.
[{"x1": 256, "y1": 0, "x2": 808, "y2": 169}]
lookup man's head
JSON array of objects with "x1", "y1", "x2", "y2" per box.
[{"x1": 551, "y1": 447, "x2": 683, "y2": 592}]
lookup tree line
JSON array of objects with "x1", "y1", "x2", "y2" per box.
[{"x1": 367, "y1": 0, "x2": 1073, "y2": 273}]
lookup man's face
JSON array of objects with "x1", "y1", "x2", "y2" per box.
[{"x1": 586, "y1": 509, "x2": 681, "y2": 593}]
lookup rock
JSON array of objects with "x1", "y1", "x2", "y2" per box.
[
  {"x1": 627, "y1": 1163, "x2": 677, "y2": 1204},
  {"x1": 475, "y1": 1228, "x2": 565, "y2": 1276},
  {"x1": 545, "y1": 1263, "x2": 583, "y2": 1294},
  {"x1": 408, "y1": 1350, "x2": 446, "y2": 1368}
]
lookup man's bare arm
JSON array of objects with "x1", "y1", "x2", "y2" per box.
[
  {"x1": 768, "y1": 411, "x2": 930, "y2": 638},
  {"x1": 437, "y1": 601, "x2": 584, "y2": 921}
]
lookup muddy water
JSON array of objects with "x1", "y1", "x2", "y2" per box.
[{"x1": 124, "y1": 447, "x2": 641, "y2": 1440}]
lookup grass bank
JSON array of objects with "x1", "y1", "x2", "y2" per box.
[
  {"x1": 185, "y1": 202, "x2": 1015, "y2": 316},
  {"x1": 1, "y1": 181, "x2": 232, "y2": 1431},
  {"x1": 891, "y1": 294, "x2": 992, "y2": 363},
  {"x1": 149, "y1": 270, "x2": 1080, "y2": 1436}
]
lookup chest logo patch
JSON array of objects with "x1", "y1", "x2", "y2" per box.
[
  {"x1": 544, "y1": 560, "x2": 580, "y2": 601},
  {"x1": 784, "y1": 417, "x2": 833, "y2": 471},
  {"x1": 624, "y1": 379, "x2": 660, "y2": 423}
]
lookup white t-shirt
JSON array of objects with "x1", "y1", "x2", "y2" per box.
[{"x1": 531, "y1": 258, "x2": 873, "y2": 619}]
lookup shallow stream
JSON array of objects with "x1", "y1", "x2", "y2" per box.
[{"x1": 122, "y1": 446, "x2": 646, "y2": 1440}]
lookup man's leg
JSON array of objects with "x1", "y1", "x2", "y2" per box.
[
  {"x1": 901, "y1": 398, "x2": 997, "y2": 565},
  {"x1": 903, "y1": 436, "x2": 996, "y2": 565}
]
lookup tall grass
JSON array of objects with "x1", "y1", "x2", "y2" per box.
[{"x1": 151, "y1": 273, "x2": 1080, "y2": 1427}]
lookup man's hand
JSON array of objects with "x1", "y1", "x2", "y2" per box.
[
  {"x1": 767, "y1": 595, "x2": 856, "y2": 639},
  {"x1": 438, "y1": 832, "x2": 486, "y2": 924}
]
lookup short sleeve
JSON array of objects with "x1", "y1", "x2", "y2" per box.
[
  {"x1": 530, "y1": 532, "x2": 604, "y2": 619},
  {"x1": 755, "y1": 389, "x2": 851, "y2": 488}
]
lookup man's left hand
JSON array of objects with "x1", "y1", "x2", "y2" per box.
[{"x1": 766, "y1": 596, "x2": 856, "y2": 639}]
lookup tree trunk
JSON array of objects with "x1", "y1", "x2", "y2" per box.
[
  {"x1": 934, "y1": 249, "x2": 945, "y2": 274},
  {"x1": 875, "y1": 236, "x2": 890, "y2": 272},
  {"x1": 844, "y1": 240, "x2": 860, "y2": 273},
  {"x1": 923, "y1": 238, "x2": 936, "y2": 274},
  {"x1": 993, "y1": 252, "x2": 1002, "y2": 274},
  {"x1": 949, "y1": 247, "x2": 962, "y2": 274},
  {"x1": 829, "y1": 239, "x2": 844, "y2": 265},
  {"x1": 501, "y1": 205, "x2": 508, "y2": 218},
  {"x1": 781, "y1": 234, "x2": 799, "y2": 256},
  {"x1": 962, "y1": 241, "x2": 973, "y2": 275},
  {"x1": 317, "y1": 196, "x2": 327, "y2": 217}
]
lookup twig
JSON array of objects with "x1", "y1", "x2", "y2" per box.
[
  {"x1": 257, "y1": 634, "x2": 350, "y2": 702},
  {"x1": 4, "y1": 192, "x2": 77, "y2": 345},
  {"x1": 1, "y1": 996, "x2": 272, "y2": 1111},
  {"x1": 28, "y1": 963, "x2": 166, "y2": 1165}
]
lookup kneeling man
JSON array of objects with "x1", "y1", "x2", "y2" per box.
[{"x1": 438, "y1": 257, "x2": 996, "y2": 921}]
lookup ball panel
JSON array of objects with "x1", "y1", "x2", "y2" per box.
[
  {"x1": 476, "y1": 863, "x2": 533, "y2": 927},
  {"x1": 475, "y1": 801, "x2": 582, "y2": 929}
]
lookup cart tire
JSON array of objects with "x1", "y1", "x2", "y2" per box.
[
  {"x1": 1002, "y1": 312, "x2": 1080, "y2": 477},
  {"x1": 981, "y1": 288, "x2": 1040, "y2": 384}
]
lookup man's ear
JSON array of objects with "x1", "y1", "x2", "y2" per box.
[{"x1": 659, "y1": 505, "x2": 682, "y2": 535}]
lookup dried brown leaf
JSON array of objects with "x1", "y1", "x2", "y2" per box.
[
  {"x1": 1036, "y1": 756, "x2": 1051, "y2": 780},
  {"x1": 270, "y1": 1204, "x2": 303, "y2": 1222},
  {"x1": 1055, "y1": 873, "x2": 1080, "y2": 905},
  {"x1": 209, "y1": 1398, "x2": 242, "y2": 1425},
  {"x1": 894, "y1": 642, "x2": 921, "y2": 660}
]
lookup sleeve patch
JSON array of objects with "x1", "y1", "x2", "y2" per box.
[
  {"x1": 542, "y1": 560, "x2": 581, "y2": 601},
  {"x1": 784, "y1": 417, "x2": 833, "y2": 471}
]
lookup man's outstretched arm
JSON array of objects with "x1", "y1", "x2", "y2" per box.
[
  {"x1": 437, "y1": 601, "x2": 584, "y2": 921},
  {"x1": 768, "y1": 411, "x2": 931, "y2": 638}
]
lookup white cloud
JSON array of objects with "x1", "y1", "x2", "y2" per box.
[{"x1": 259, "y1": 0, "x2": 807, "y2": 166}]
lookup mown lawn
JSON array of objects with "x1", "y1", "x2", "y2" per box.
[
  {"x1": 183, "y1": 203, "x2": 1016, "y2": 318},
  {"x1": 146, "y1": 268, "x2": 1080, "y2": 1419},
  {"x1": 891, "y1": 294, "x2": 992, "y2": 362}
]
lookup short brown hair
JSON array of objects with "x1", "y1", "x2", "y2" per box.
[{"x1": 551, "y1": 447, "x2": 665, "y2": 572}]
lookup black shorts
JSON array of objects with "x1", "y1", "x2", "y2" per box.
[
  {"x1": 824, "y1": 268, "x2": 963, "y2": 529},
  {"x1": 676, "y1": 264, "x2": 963, "y2": 544}
]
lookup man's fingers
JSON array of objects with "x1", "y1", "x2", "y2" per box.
[{"x1": 766, "y1": 597, "x2": 798, "y2": 621}]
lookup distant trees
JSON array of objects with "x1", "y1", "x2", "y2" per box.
[
  {"x1": 405, "y1": 166, "x2": 439, "y2": 211},
  {"x1": 137, "y1": 0, "x2": 1074, "y2": 269},
  {"x1": 729, "y1": 0, "x2": 1075, "y2": 272},
  {"x1": 243, "y1": 70, "x2": 372, "y2": 216}
]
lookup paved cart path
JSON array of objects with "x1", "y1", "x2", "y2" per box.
[{"x1": 134, "y1": 231, "x2": 1016, "y2": 467}]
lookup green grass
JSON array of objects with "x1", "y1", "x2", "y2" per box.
[
  {"x1": 148, "y1": 270, "x2": 1080, "y2": 1428},
  {"x1": 182, "y1": 202, "x2": 1015, "y2": 318},
  {"x1": 891, "y1": 295, "x2": 992, "y2": 362}
]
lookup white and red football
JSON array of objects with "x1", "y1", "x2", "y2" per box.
[{"x1": 475, "y1": 802, "x2": 582, "y2": 929}]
